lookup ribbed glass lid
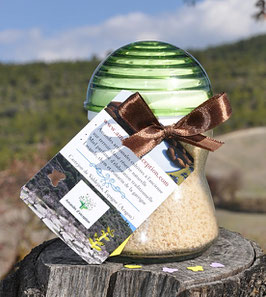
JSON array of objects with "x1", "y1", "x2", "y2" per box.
[{"x1": 84, "y1": 41, "x2": 212, "y2": 117}]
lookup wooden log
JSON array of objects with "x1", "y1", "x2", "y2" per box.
[{"x1": 1, "y1": 228, "x2": 265, "y2": 297}]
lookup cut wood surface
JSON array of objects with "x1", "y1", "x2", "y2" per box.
[{"x1": 1, "y1": 228, "x2": 265, "y2": 297}]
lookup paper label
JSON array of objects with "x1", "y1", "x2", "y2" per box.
[
  {"x1": 60, "y1": 110, "x2": 175, "y2": 229},
  {"x1": 147, "y1": 140, "x2": 194, "y2": 185}
]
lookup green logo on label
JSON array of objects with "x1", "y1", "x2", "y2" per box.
[{"x1": 79, "y1": 194, "x2": 96, "y2": 210}]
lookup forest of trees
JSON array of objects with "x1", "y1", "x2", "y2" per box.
[
  {"x1": 190, "y1": 34, "x2": 266, "y2": 134},
  {"x1": 0, "y1": 34, "x2": 265, "y2": 170}
]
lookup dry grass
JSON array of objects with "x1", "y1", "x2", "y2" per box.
[
  {"x1": 216, "y1": 209, "x2": 266, "y2": 252},
  {"x1": 0, "y1": 143, "x2": 55, "y2": 279},
  {"x1": 207, "y1": 127, "x2": 266, "y2": 212}
]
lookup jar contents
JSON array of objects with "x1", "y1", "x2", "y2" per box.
[
  {"x1": 122, "y1": 133, "x2": 219, "y2": 258},
  {"x1": 85, "y1": 41, "x2": 219, "y2": 259}
]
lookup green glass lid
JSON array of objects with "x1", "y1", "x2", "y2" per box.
[{"x1": 84, "y1": 41, "x2": 212, "y2": 117}]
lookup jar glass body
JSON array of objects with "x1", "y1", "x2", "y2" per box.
[
  {"x1": 121, "y1": 130, "x2": 219, "y2": 259},
  {"x1": 85, "y1": 41, "x2": 219, "y2": 260}
]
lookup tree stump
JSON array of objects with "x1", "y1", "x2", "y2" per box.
[{"x1": 1, "y1": 228, "x2": 265, "y2": 297}]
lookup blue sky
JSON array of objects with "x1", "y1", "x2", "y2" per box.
[
  {"x1": 0, "y1": 0, "x2": 188, "y2": 33},
  {"x1": 0, "y1": 0, "x2": 265, "y2": 62}
]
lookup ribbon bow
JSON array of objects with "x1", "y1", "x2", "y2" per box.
[{"x1": 106, "y1": 92, "x2": 232, "y2": 158}]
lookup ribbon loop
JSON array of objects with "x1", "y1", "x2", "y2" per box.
[{"x1": 106, "y1": 92, "x2": 232, "y2": 158}]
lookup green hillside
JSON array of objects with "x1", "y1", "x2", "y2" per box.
[
  {"x1": 0, "y1": 59, "x2": 100, "y2": 169},
  {"x1": 0, "y1": 35, "x2": 265, "y2": 170},
  {"x1": 190, "y1": 34, "x2": 266, "y2": 134}
]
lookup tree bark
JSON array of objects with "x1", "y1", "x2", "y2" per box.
[{"x1": 1, "y1": 228, "x2": 265, "y2": 297}]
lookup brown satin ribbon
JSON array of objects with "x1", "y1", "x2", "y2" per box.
[{"x1": 106, "y1": 92, "x2": 232, "y2": 158}]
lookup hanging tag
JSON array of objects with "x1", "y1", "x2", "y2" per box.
[{"x1": 21, "y1": 91, "x2": 193, "y2": 264}]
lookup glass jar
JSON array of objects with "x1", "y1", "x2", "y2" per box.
[
  {"x1": 121, "y1": 130, "x2": 218, "y2": 260},
  {"x1": 84, "y1": 41, "x2": 219, "y2": 260}
]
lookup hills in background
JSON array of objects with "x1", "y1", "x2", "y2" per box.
[
  {"x1": 0, "y1": 34, "x2": 265, "y2": 170},
  {"x1": 190, "y1": 34, "x2": 266, "y2": 134}
]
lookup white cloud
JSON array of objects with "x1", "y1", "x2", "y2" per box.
[
  {"x1": 0, "y1": 0, "x2": 265, "y2": 62},
  {"x1": 0, "y1": 29, "x2": 23, "y2": 44}
]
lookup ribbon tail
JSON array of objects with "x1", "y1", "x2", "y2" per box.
[{"x1": 176, "y1": 134, "x2": 223, "y2": 152}]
